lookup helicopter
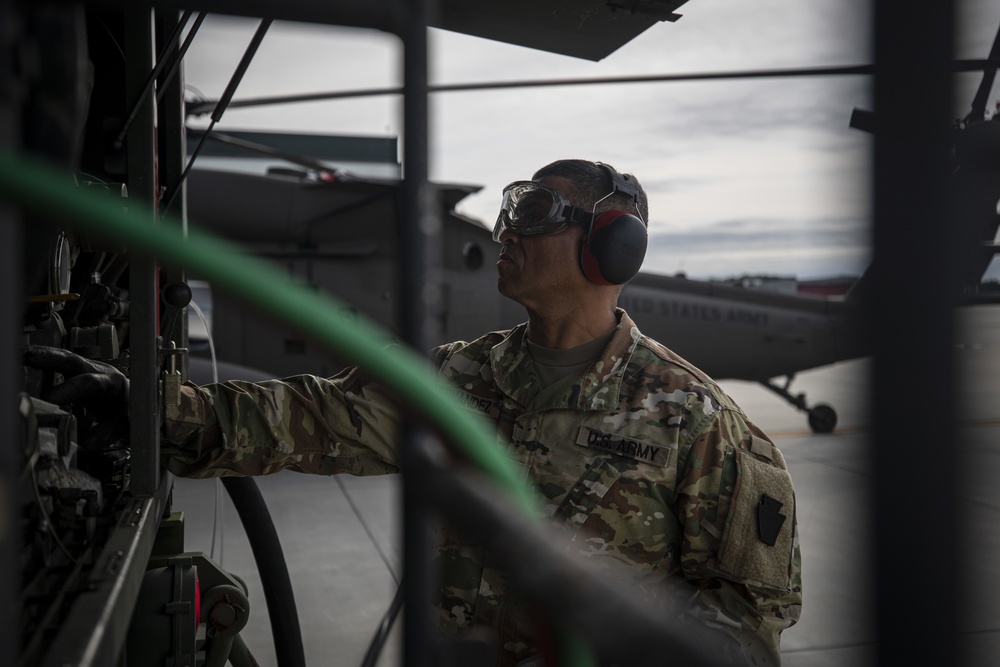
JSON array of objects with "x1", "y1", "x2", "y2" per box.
[
  {"x1": 182, "y1": 143, "x2": 866, "y2": 434},
  {"x1": 180, "y1": 92, "x2": 1000, "y2": 435},
  {"x1": 169, "y1": 6, "x2": 1000, "y2": 435}
]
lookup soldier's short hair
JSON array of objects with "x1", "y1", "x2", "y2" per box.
[{"x1": 532, "y1": 159, "x2": 649, "y2": 224}]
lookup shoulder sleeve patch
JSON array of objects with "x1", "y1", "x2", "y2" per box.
[
  {"x1": 716, "y1": 448, "x2": 795, "y2": 591},
  {"x1": 757, "y1": 494, "x2": 786, "y2": 546}
]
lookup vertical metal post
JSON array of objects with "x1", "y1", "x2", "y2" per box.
[
  {"x1": 870, "y1": 1, "x2": 960, "y2": 665},
  {"x1": 400, "y1": 0, "x2": 440, "y2": 664},
  {"x1": 0, "y1": 5, "x2": 24, "y2": 665},
  {"x1": 0, "y1": 211, "x2": 21, "y2": 667},
  {"x1": 156, "y1": 8, "x2": 189, "y2": 376},
  {"x1": 124, "y1": 6, "x2": 160, "y2": 496}
]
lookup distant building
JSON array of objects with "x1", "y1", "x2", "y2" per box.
[
  {"x1": 797, "y1": 275, "x2": 858, "y2": 297},
  {"x1": 716, "y1": 274, "x2": 859, "y2": 297},
  {"x1": 718, "y1": 275, "x2": 798, "y2": 294}
]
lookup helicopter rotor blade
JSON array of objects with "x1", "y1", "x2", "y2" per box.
[
  {"x1": 185, "y1": 63, "x2": 877, "y2": 116},
  {"x1": 186, "y1": 58, "x2": 1000, "y2": 117}
]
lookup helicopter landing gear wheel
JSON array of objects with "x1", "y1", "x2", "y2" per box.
[
  {"x1": 759, "y1": 376, "x2": 839, "y2": 434},
  {"x1": 807, "y1": 404, "x2": 837, "y2": 434}
]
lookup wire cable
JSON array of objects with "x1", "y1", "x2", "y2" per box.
[
  {"x1": 155, "y1": 13, "x2": 208, "y2": 105},
  {"x1": 189, "y1": 298, "x2": 223, "y2": 565},
  {"x1": 359, "y1": 580, "x2": 403, "y2": 667},
  {"x1": 113, "y1": 10, "x2": 196, "y2": 150},
  {"x1": 334, "y1": 476, "x2": 398, "y2": 584},
  {"x1": 163, "y1": 18, "x2": 272, "y2": 213}
]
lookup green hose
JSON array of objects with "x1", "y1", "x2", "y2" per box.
[
  {"x1": 0, "y1": 149, "x2": 596, "y2": 667},
  {"x1": 0, "y1": 149, "x2": 536, "y2": 516}
]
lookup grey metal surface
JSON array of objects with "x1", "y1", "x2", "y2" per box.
[
  {"x1": 125, "y1": 0, "x2": 676, "y2": 60},
  {"x1": 432, "y1": 0, "x2": 690, "y2": 61}
]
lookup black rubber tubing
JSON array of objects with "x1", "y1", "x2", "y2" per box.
[{"x1": 222, "y1": 476, "x2": 307, "y2": 667}]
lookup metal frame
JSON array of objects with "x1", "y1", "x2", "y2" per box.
[
  {"x1": 3, "y1": 0, "x2": 980, "y2": 664},
  {"x1": 124, "y1": 5, "x2": 162, "y2": 498},
  {"x1": 398, "y1": 2, "x2": 440, "y2": 664},
  {"x1": 870, "y1": 0, "x2": 962, "y2": 663}
]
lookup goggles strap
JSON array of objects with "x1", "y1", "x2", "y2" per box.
[{"x1": 563, "y1": 204, "x2": 593, "y2": 227}]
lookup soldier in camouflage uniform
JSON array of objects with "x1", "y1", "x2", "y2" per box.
[
  {"x1": 160, "y1": 159, "x2": 802, "y2": 664},
  {"x1": 160, "y1": 159, "x2": 804, "y2": 664}
]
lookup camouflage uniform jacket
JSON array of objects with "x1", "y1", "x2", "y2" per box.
[{"x1": 163, "y1": 309, "x2": 802, "y2": 666}]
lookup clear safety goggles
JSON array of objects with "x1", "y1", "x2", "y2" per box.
[{"x1": 492, "y1": 181, "x2": 594, "y2": 242}]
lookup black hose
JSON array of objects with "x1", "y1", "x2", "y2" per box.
[
  {"x1": 229, "y1": 634, "x2": 262, "y2": 667},
  {"x1": 359, "y1": 579, "x2": 404, "y2": 667},
  {"x1": 221, "y1": 476, "x2": 306, "y2": 667}
]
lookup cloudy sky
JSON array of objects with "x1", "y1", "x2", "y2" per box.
[{"x1": 184, "y1": 0, "x2": 1000, "y2": 281}]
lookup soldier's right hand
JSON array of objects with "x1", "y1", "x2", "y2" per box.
[{"x1": 23, "y1": 345, "x2": 130, "y2": 449}]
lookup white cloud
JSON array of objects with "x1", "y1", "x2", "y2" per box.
[{"x1": 183, "y1": 0, "x2": 1000, "y2": 282}]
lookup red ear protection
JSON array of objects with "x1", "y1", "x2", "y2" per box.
[{"x1": 579, "y1": 210, "x2": 648, "y2": 285}]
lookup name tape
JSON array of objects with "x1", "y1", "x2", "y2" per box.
[
  {"x1": 575, "y1": 426, "x2": 671, "y2": 467},
  {"x1": 453, "y1": 389, "x2": 501, "y2": 421}
]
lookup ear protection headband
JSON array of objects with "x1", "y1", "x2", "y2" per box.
[{"x1": 579, "y1": 165, "x2": 648, "y2": 285}]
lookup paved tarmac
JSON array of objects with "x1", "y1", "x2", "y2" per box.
[{"x1": 171, "y1": 304, "x2": 1000, "y2": 666}]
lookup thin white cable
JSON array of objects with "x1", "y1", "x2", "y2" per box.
[{"x1": 188, "y1": 298, "x2": 223, "y2": 565}]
